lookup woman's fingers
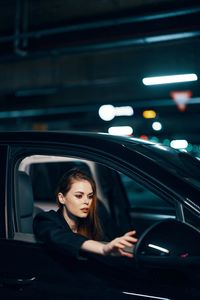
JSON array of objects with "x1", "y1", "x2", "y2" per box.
[
  {"x1": 118, "y1": 248, "x2": 133, "y2": 258},
  {"x1": 124, "y1": 236, "x2": 138, "y2": 243},
  {"x1": 125, "y1": 230, "x2": 137, "y2": 237},
  {"x1": 103, "y1": 230, "x2": 138, "y2": 257},
  {"x1": 113, "y1": 236, "x2": 137, "y2": 249},
  {"x1": 120, "y1": 234, "x2": 138, "y2": 244},
  {"x1": 117, "y1": 239, "x2": 134, "y2": 248}
]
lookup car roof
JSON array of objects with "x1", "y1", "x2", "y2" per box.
[{"x1": 1, "y1": 131, "x2": 200, "y2": 199}]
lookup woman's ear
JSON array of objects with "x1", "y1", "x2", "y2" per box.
[{"x1": 57, "y1": 192, "x2": 65, "y2": 205}]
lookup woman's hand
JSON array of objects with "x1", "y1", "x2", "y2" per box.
[{"x1": 102, "y1": 230, "x2": 138, "y2": 258}]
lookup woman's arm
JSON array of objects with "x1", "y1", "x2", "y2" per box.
[
  {"x1": 33, "y1": 210, "x2": 89, "y2": 258},
  {"x1": 81, "y1": 230, "x2": 137, "y2": 258}
]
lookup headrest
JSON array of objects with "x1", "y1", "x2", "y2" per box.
[{"x1": 29, "y1": 161, "x2": 91, "y2": 202}]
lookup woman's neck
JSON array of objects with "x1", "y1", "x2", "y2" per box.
[{"x1": 62, "y1": 206, "x2": 78, "y2": 233}]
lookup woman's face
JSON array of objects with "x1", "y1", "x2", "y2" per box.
[{"x1": 58, "y1": 179, "x2": 94, "y2": 218}]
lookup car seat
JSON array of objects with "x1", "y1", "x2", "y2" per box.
[{"x1": 16, "y1": 171, "x2": 42, "y2": 233}]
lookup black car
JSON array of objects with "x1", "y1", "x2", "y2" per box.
[{"x1": 0, "y1": 131, "x2": 199, "y2": 300}]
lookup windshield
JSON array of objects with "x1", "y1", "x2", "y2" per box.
[{"x1": 124, "y1": 139, "x2": 200, "y2": 192}]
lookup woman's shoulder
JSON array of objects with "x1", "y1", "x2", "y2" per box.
[{"x1": 34, "y1": 209, "x2": 61, "y2": 223}]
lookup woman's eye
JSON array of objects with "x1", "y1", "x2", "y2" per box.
[
  {"x1": 88, "y1": 195, "x2": 93, "y2": 200},
  {"x1": 75, "y1": 194, "x2": 82, "y2": 199}
]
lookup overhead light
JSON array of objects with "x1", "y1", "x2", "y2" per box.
[
  {"x1": 142, "y1": 73, "x2": 198, "y2": 86},
  {"x1": 143, "y1": 110, "x2": 156, "y2": 119},
  {"x1": 170, "y1": 139, "x2": 188, "y2": 149},
  {"x1": 115, "y1": 106, "x2": 134, "y2": 117},
  {"x1": 98, "y1": 105, "x2": 134, "y2": 121},
  {"x1": 152, "y1": 121, "x2": 162, "y2": 131},
  {"x1": 98, "y1": 105, "x2": 115, "y2": 121},
  {"x1": 108, "y1": 126, "x2": 133, "y2": 136}
]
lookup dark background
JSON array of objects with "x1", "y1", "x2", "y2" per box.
[{"x1": 0, "y1": 0, "x2": 200, "y2": 155}]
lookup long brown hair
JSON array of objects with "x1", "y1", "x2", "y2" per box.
[{"x1": 55, "y1": 168, "x2": 103, "y2": 240}]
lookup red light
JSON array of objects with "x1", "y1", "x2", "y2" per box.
[{"x1": 140, "y1": 135, "x2": 148, "y2": 140}]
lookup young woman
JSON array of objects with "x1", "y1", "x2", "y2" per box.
[{"x1": 33, "y1": 168, "x2": 137, "y2": 258}]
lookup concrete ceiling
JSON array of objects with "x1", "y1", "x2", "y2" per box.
[{"x1": 0, "y1": 0, "x2": 200, "y2": 148}]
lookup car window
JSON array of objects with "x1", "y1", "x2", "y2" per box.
[
  {"x1": 15, "y1": 154, "x2": 177, "y2": 240},
  {"x1": 16, "y1": 155, "x2": 124, "y2": 238},
  {"x1": 120, "y1": 173, "x2": 174, "y2": 210},
  {"x1": 119, "y1": 173, "x2": 176, "y2": 236},
  {"x1": 183, "y1": 206, "x2": 200, "y2": 230}
]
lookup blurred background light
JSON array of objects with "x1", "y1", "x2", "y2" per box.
[
  {"x1": 150, "y1": 136, "x2": 159, "y2": 143},
  {"x1": 163, "y1": 139, "x2": 170, "y2": 146},
  {"x1": 186, "y1": 144, "x2": 193, "y2": 151},
  {"x1": 170, "y1": 139, "x2": 188, "y2": 149},
  {"x1": 98, "y1": 105, "x2": 115, "y2": 121},
  {"x1": 142, "y1": 73, "x2": 198, "y2": 86},
  {"x1": 140, "y1": 134, "x2": 148, "y2": 140},
  {"x1": 99, "y1": 105, "x2": 134, "y2": 121},
  {"x1": 152, "y1": 121, "x2": 162, "y2": 131},
  {"x1": 114, "y1": 106, "x2": 134, "y2": 117},
  {"x1": 142, "y1": 110, "x2": 156, "y2": 119},
  {"x1": 108, "y1": 126, "x2": 133, "y2": 136}
]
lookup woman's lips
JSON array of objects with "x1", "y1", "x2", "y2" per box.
[{"x1": 81, "y1": 208, "x2": 89, "y2": 213}]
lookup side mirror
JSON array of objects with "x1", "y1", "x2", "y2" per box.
[{"x1": 134, "y1": 219, "x2": 200, "y2": 268}]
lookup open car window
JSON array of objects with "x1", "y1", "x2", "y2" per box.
[
  {"x1": 15, "y1": 154, "x2": 177, "y2": 241},
  {"x1": 119, "y1": 173, "x2": 176, "y2": 236}
]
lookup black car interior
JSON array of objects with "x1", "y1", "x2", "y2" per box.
[
  {"x1": 16, "y1": 160, "x2": 133, "y2": 239},
  {"x1": 16, "y1": 157, "x2": 177, "y2": 242},
  {"x1": 16, "y1": 171, "x2": 43, "y2": 234}
]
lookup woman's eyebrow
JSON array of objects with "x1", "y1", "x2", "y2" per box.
[{"x1": 74, "y1": 191, "x2": 93, "y2": 195}]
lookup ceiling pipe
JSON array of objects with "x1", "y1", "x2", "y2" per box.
[
  {"x1": 14, "y1": 0, "x2": 28, "y2": 56},
  {"x1": 0, "y1": 29, "x2": 199, "y2": 62},
  {"x1": 47, "y1": 30, "x2": 200, "y2": 55},
  {"x1": 0, "y1": 5, "x2": 200, "y2": 43}
]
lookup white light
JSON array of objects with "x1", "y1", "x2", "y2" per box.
[
  {"x1": 142, "y1": 73, "x2": 198, "y2": 85},
  {"x1": 115, "y1": 106, "x2": 134, "y2": 117},
  {"x1": 155, "y1": 144, "x2": 168, "y2": 151},
  {"x1": 108, "y1": 126, "x2": 133, "y2": 136},
  {"x1": 98, "y1": 105, "x2": 134, "y2": 121},
  {"x1": 170, "y1": 139, "x2": 188, "y2": 149},
  {"x1": 123, "y1": 291, "x2": 171, "y2": 300},
  {"x1": 152, "y1": 121, "x2": 162, "y2": 131},
  {"x1": 148, "y1": 244, "x2": 169, "y2": 254},
  {"x1": 98, "y1": 105, "x2": 115, "y2": 121}
]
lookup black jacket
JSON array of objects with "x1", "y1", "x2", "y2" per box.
[{"x1": 33, "y1": 209, "x2": 89, "y2": 258}]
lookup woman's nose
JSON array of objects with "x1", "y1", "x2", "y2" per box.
[{"x1": 83, "y1": 196, "x2": 89, "y2": 204}]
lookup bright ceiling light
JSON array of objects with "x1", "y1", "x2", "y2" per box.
[
  {"x1": 98, "y1": 105, "x2": 115, "y2": 121},
  {"x1": 142, "y1": 73, "x2": 198, "y2": 86},
  {"x1": 99, "y1": 105, "x2": 134, "y2": 121},
  {"x1": 170, "y1": 139, "x2": 188, "y2": 149},
  {"x1": 108, "y1": 126, "x2": 133, "y2": 136},
  {"x1": 152, "y1": 121, "x2": 162, "y2": 131},
  {"x1": 115, "y1": 106, "x2": 134, "y2": 117}
]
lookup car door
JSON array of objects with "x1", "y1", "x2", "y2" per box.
[
  {"x1": 0, "y1": 143, "x2": 135, "y2": 300},
  {"x1": 0, "y1": 141, "x2": 199, "y2": 300}
]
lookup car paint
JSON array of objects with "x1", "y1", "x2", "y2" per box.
[{"x1": 0, "y1": 131, "x2": 199, "y2": 300}]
